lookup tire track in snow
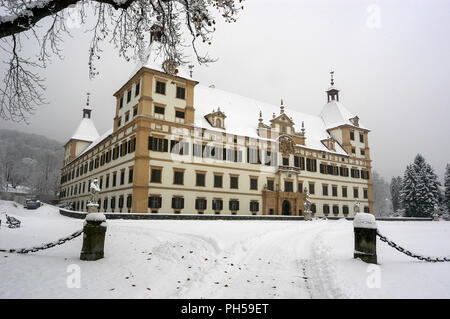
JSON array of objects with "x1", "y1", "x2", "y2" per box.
[{"x1": 180, "y1": 221, "x2": 330, "y2": 299}]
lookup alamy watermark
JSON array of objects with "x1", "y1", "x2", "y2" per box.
[
  {"x1": 366, "y1": 4, "x2": 382, "y2": 29},
  {"x1": 66, "y1": 264, "x2": 81, "y2": 289},
  {"x1": 366, "y1": 264, "x2": 381, "y2": 289}
]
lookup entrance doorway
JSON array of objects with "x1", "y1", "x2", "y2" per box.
[{"x1": 282, "y1": 200, "x2": 291, "y2": 215}]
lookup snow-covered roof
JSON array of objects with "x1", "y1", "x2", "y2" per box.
[
  {"x1": 128, "y1": 43, "x2": 194, "y2": 83},
  {"x1": 320, "y1": 100, "x2": 369, "y2": 131},
  {"x1": 78, "y1": 128, "x2": 113, "y2": 158},
  {"x1": 70, "y1": 118, "x2": 100, "y2": 142},
  {"x1": 193, "y1": 85, "x2": 348, "y2": 155}
]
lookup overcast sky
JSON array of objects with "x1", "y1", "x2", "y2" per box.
[{"x1": 1, "y1": 0, "x2": 449, "y2": 182}]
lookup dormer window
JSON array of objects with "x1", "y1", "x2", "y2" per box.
[
  {"x1": 349, "y1": 116, "x2": 360, "y2": 127},
  {"x1": 205, "y1": 108, "x2": 226, "y2": 129}
]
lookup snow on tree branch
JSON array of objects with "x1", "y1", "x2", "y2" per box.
[{"x1": 0, "y1": 0, "x2": 244, "y2": 121}]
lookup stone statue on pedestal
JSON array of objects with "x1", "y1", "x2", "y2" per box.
[
  {"x1": 304, "y1": 187, "x2": 312, "y2": 221},
  {"x1": 354, "y1": 200, "x2": 361, "y2": 214},
  {"x1": 87, "y1": 178, "x2": 100, "y2": 213}
]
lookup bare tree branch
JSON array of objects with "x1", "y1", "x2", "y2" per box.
[{"x1": 0, "y1": 0, "x2": 244, "y2": 121}]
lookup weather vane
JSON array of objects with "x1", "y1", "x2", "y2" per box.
[{"x1": 330, "y1": 70, "x2": 335, "y2": 86}]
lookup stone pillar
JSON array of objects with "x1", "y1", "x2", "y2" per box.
[
  {"x1": 353, "y1": 212, "x2": 377, "y2": 264},
  {"x1": 80, "y1": 213, "x2": 107, "y2": 261}
]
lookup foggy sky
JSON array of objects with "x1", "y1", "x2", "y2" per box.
[{"x1": 1, "y1": 0, "x2": 449, "y2": 183}]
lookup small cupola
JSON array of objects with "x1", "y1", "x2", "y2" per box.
[
  {"x1": 83, "y1": 92, "x2": 92, "y2": 119},
  {"x1": 205, "y1": 107, "x2": 226, "y2": 129},
  {"x1": 326, "y1": 71, "x2": 340, "y2": 102}
]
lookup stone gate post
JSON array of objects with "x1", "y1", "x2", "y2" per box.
[
  {"x1": 80, "y1": 213, "x2": 107, "y2": 261},
  {"x1": 353, "y1": 212, "x2": 377, "y2": 264}
]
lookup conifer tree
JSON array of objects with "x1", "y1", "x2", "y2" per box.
[
  {"x1": 400, "y1": 154, "x2": 440, "y2": 217},
  {"x1": 390, "y1": 176, "x2": 402, "y2": 212},
  {"x1": 445, "y1": 164, "x2": 450, "y2": 212}
]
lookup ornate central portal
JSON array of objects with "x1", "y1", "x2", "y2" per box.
[{"x1": 262, "y1": 189, "x2": 306, "y2": 216}]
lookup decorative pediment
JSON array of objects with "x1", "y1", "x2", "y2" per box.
[
  {"x1": 349, "y1": 116, "x2": 359, "y2": 127},
  {"x1": 270, "y1": 113, "x2": 295, "y2": 125}
]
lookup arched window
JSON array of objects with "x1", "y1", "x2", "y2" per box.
[{"x1": 216, "y1": 118, "x2": 222, "y2": 128}]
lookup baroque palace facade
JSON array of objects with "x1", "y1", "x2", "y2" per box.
[{"x1": 59, "y1": 56, "x2": 373, "y2": 217}]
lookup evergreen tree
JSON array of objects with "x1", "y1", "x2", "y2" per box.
[
  {"x1": 445, "y1": 164, "x2": 450, "y2": 212},
  {"x1": 400, "y1": 154, "x2": 440, "y2": 217},
  {"x1": 390, "y1": 176, "x2": 402, "y2": 212}
]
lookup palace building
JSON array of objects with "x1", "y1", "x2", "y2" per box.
[{"x1": 59, "y1": 50, "x2": 373, "y2": 217}]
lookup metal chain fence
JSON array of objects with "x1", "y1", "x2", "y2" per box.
[
  {"x1": 377, "y1": 230, "x2": 450, "y2": 263},
  {"x1": 0, "y1": 229, "x2": 83, "y2": 254}
]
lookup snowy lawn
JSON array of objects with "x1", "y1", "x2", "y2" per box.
[{"x1": 0, "y1": 200, "x2": 449, "y2": 299}]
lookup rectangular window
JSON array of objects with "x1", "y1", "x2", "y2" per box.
[
  {"x1": 133, "y1": 106, "x2": 138, "y2": 117},
  {"x1": 351, "y1": 147, "x2": 356, "y2": 154},
  {"x1": 173, "y1": 171, "x2": 184, "y2": 185},
  {"x1": 135, "y1": 82, "x2": 140, "y2": 96},
  {"x1": 361, "y1": 149, "x2": 366, "y2": 156},
  {"x1": 343, "y1": 206, "x2": 349, "y2": 214},
  {"x1": 195, "y1": 198, "x2": 207, "y2": 210},
  {"x1": 120, "y1": 170, "x2": 125, "y2": 185},
  {"x1": 322, "y1": 185, "x2": 328, "y2": 196},
  {"x1": 230, "y1": 176, "x2": 239, "y2": 189},
  {"x1": 359, "y1": 133, "x2": 364, "y2": 143},
  {"x1": 118, "y1": 196, "x2": 124, "y2": 209},
  {"x1": 354, "y1": 187, "x2": 359, "y2": 198},
  {"x1": 128, "y1": 168, "x2": 133, "y2": 184},
  {"x1": 212, "y1": 199, "x2": 223, "y2": 211},
  {"x1": 175, "y1": 110, "x2": 185, "y2": 119},
  {"x1": 285, "y1": 181, "x2": 293, "y2": 192},
  {"x1": 332, "y1": 186, "x2": 338, "y2": 197},
  {"x1": 127, "y1": 195, "x2": 132, "y2": 209},
  {"x1": 350, "y1": 131, "x2": 355, "y2": 140},
  {"x1": 298, "y1": 182, "x2": 303, "y2": 193},
  {"x1": 250, "y1": 201, "x2": 259, "y2": 212},
  {"x1": 309, "y1": 183, "x2": 315, "y2": 195},
  {"x1": 267, "y1": 180, "x2": 274, "y2": 191},
  {"x1": 250, "y1": 178, "x2": 258, "y2": 190},
  {"x1": 151, "y1": 168, "x2": 162, "y2": 183},
  {"x1": 171, "y1": 197, "x2": 184, "y2": 209},
  {"x1": 110, "y1": 197, "x2": 116, "y2": 209},
  {"x1": 117, "y1": 117, "x2": 121, "y2": 128},
  {"x1": 196, "y1": 172, "x2": 205, "y2": 186},
  {"x1": 323, "y1": 205, "x2": 330, "y2": 215},
  {"x1": 229, "y1": 200, "x2": 239, "y2": 211},
  {"x1": 342, "y1": 187, "x2": 347, "y2": 198},
  {"x1": 127, "y1": 90, "x2": 131, "y2": 103},
  {"x1": 363, "y1": 189, "x2": 368, "y2": 199},
  {"x1": 125, "y1": 112, "x2": 129, "y2": 122},
  {"x1": 156, "y1": 81, "x2": 166, "y2": 94},
  {"x1": 112, "y1": 173, "x2": 117, "y2": 187},
  {"x1": 333, "y1": 205, "x2": 339, "y2": 215},
  {"x1": 283, "y1": 157, "x2": 289, "y2": 166},
  {"x1": 148, "y1": 196, "x2": 162, "y2": 209},
  {"x1": 106, "y1": 175, "x2": 109, "y2": 188},
  {"x1": 154, "y1": 106, "x2": 165, "y2": 115},
  {"x1": 306, "y1": 158, "x2": 317, "y2": 172},
  {"x1": 148, "y1": 136, "x2": 169, "y2": 152},
  {"x1": 119, "y1": 96, "x2": 123, "y2": 109},
  {"x1": 176, "y1": 86, "x2": 186, "y2": 99},
  {"x1": 214, "y1": 175, "x2": 223, "y2": 188}
]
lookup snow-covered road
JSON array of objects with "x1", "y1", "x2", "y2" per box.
[{"x1": 0, "y1": 200, "x2": 449, "y2": 298}]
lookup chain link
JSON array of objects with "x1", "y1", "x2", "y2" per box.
[
  {"x1": 377, "y1": 231, "x2": 450, "y2": 263},
  {"x1": 0, "y1": 229, "x2": 83, "y2": 254}
]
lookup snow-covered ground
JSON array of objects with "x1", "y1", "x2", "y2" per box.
[{"x1": 0, "y1": 200, "x2": 449, "y2": 299}]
